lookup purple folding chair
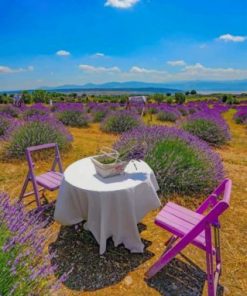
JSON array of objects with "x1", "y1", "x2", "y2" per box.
[
  {"x1": 145, "y1": 179, "x2": 232, "y2": 296},
  {"x1": 19, "y1": 143, "x2": 63, "y2": 207}
]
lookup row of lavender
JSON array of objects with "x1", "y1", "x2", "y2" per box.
[
  {"x1": 1, "y1": 100, "x2": 246, "y2": 157},
  {"x1": 234, "y1": 105, "x2": 247, "y2": 125},
  {"x1": 0, "y1": 101, "x2": 243, "y2": 154}
]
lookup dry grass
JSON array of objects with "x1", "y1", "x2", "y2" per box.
[{"x1": 0, "y1": 110, "x2": 246, "y2": 296}]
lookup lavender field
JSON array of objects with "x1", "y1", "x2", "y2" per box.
[{"x1": 0, "y1": 95, "x2": 247, "y2": 295}]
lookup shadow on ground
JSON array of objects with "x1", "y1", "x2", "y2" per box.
[
  {"x1": 146, "y1": 256, "x2": 224, "y2": 296},
  {"x1": 49, "y1": 222, "x2": 154, "y2": 291},
  {"x1": 27, "y1": 200, "x2": 55, "y2": 228}
]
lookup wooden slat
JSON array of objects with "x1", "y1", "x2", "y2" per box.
[
  {"x1": 157, "y1": 211, "x2": 205, "y2": 242},
  {"x1": 155, "y1": 204, "x2": 207, "y2": 250},
  {"x1": 40, "y1": 172, "x2": 63, "y2": 183},
  {"x1": 36, "y1": 175, "x2": 61, "y2": 190},
  {"x1": 166, "y1": 202, "x2": 204, "y2": 221},
  {"x1": 38, "y1": 174, "x2": 59, "y2": 185},
  {"x1": 27, "y1": 143, "x2": 56, "y2": 152}
]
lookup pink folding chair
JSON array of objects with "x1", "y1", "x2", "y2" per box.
[
  {"x1": 145, "y1": 179, "x2": 232, "y2": 296},
  {"x1": 19, "y1": 143, "x2": 63, "y2": 207}
]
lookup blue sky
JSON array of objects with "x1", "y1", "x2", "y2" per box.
[{"x1": 0, "y1": 0, "x2": 247, "y2": 90}]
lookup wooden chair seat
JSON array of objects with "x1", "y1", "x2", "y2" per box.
[
  {"x1": 36, "y1": 171, "x2": 63, "y2": 191},
  {"x1": 155, "y1": 202, "x2": 209, "y2": 252}
]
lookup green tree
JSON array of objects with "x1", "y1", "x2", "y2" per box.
[
  {"x1": 175, "y1": 93, "x2": 186, "y2": 104},
  {"x1": 152, "y1": 93, "x2": 165, "y2": 104},
  {"x1": 191, "y1": 89, "x2": 197, "y2": 95},
  {"x1": 22, "y1": 90, "x2": 33, "y2": 104},
  {"x1": 166, "y1": 96, "x2": 173, "y2": 104},
  {"x1": 32, "y1": 90, "x2": 48, "y2": 103}
]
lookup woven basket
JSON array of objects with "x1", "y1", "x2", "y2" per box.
[{"x1": 91, "y1": 147, "x2": 128, "y2": 178}]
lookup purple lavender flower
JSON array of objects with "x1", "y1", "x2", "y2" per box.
[
  {"x1": 101, "y1": 110, "x2": 142, "y2": 133},
  {"x1": 52, "y1": 102, "x2": 83, "y2": 112},
  {"x1": 7, "y1": 114, "x2": 72, "y2": 158},
  {"x1": 156, "y1": 105, "x2": 181, "y2": 122},
  {"x1": 0, "y1": 114, "x2": 23, "y2": 141},
  {"x1": 234, "y1": 105, "x2": 247, "y2": 124},
  {"x1": 180, "y1": 110, "x2": 231, "y2": 146},
  {"x1": 114, "y1": 125, "x2": 224, "y2": 195},
  {"x1": 0, "y1": 104, "x2": 20, "y2": 117},
  {"x1": 89, "y1": 103, "x2": 109, "y2": 122},
  {"x1": 0, "y1": 192, "x2": 70, "y2": 294},
  {"x1": 21, "y1": 103, "x2": 50, "y2": 119}
]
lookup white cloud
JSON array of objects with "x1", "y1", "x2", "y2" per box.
[
  {"x1": 218, "y1": 34, "x2": 246, "y2": 42},
  {"x1": 0, "y1": 65, "x2": 34, "y2": 74},
  {"x1": 105, "y1": 0, "x2": 139, "y2": 9},
  {"x1": 167, "y1": 60, "x2": 186, "y2": 66},
  {"x1": 0, "y1": 66, "x2": 21, "y2": 73},
  {"x1": 130, "y1": 63, "x2": 247, "y2": 81},
  {"x1": 178, "y1": 63, "x2": 247, "y2": 80},
  {"x1": 27, "y1": 65, "x2": 34, "y2": 71},
  {"x1": 78, "y1": 63, "x2": 247, "y2": 82},
  {"x1": 79, "y1": 64, "x2": 120, "y2": 73},
  {"x1": 56, "y1": 50, "x2": 71, "y2": 56},
  {"x1": 130, "y1": 66, "x2": 167, "y2": 75},
  {"x1": 130, "y1": 66, "x2": 153, "y2": 73},
  {"x1": 94, "y1": 53, "x2": 105, "y2": 57}
]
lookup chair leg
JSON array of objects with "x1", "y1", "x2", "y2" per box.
[
  {"x1": 214, "y1": 226, "x2": 222, "y2": 294},
  {"x1": 205, "y1": 225, "x2": 215, "y2": 296},
  {"x1": 19, "y1": 174, "x2": 30, "y2": 201},
  {"x1": 30, "y1": 178, "x2": 41, "y2": 208},
  {"x1": 214, "y1": 226, "x2": 222, "y2": 274},
  {"x1": 164, "y1": 235, "x2": 178, "y2": 254}
]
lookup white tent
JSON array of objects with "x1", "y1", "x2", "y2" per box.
[{"x1": 128, "y1": 96, "x2": 147, "y2": 103}]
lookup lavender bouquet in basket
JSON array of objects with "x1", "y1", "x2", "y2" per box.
[
  {"x1": 92, "y1": 142, "x2": 143, "y2": 177},
  {"x1": 91, "y1": 147, "x2": 129, "y2": 178}
]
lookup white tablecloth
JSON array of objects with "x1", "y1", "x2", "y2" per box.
[{"x1": 54, "y1": 157, "x2": 161, "y2": 254}]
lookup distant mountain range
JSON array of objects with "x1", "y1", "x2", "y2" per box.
[
  {"x1": 41, "y1": 80, "x2": 247, "y2": 93},
  {"x1": 2, "y1": 80, "x2": 247, "y2": 93},
  {"x1": 42, "y1": 81, "x2": 180, "y2": 93}
]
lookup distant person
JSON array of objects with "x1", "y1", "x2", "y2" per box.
[{"x1": 13, "y1": 94, "x2": 23, "y2": 107}]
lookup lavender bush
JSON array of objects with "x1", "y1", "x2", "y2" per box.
[
  {"x1": 7, "y1": 115, "x2": 72, "y2": 158},
  {"x1": 0, "y1": 192, "x2": 71, "y2": 295},
  {"x1": 147, "y1": 103, "x2": 159, "y2": 114},
  {"x1": 115, "y1": 126, "x2": 224, "y2": 195},
  {"x1": 234, "y1": 106, "x2": 247, "y2": 124},
  {"x1": 57, "y1": 110, "x2": 89, "y2": 127},
  {"x1": 90, "y1": 104, "x2": 109, "y2": 122},
  {"x1": 0, "y1": 105, "x2": 20, "y2": 118},
  {"x1": 156, "y1": 106, "x2": 180, "y2": 122},
  {"x1": 101, "y1": 110, "x2": 141, "y2": 133},
  {"x1": 52, "y1": 102, "x2": 89, "y2": 127},
  {"x1": 176, "y1": 105, "x2": 189, "y2": 116},
  {"x1": 0, "y1": 117, "x2": 10, "y2": 139},
  {"x1": 181, "y1": 111, "x2": 231, "y2": 146},
  {"x1": 0, "y1": 115, "x2": 22, "y2": 141},
  {"x1": 52, "y1": 102, "x2": 83, "y2": 112},
  {"x1": 21, "y1": 103, "x2": 50, "y2": 119}
]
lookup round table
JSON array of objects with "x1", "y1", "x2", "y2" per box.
[{"x1": 54, "y1": 157, "x2": 161, "y2": 254}]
